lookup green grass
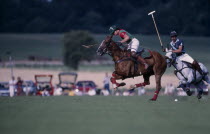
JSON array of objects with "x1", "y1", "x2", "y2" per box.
[
  {"x1": 0, "y1": 34, "x2": 209, "y2": 69},
  {"x1": 0, "y1": 96, "x2": 210, "y2": 134}
]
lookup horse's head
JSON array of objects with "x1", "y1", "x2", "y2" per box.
[
  {"x1": 165, "y1": 48, "x2": 177, "y2": 67},
  {"x1": 96, "y1": 36, "x2": 113, "y2": 56},
  {"x1": 165, "y1": 48, "x2": 173, "y2": 59}
]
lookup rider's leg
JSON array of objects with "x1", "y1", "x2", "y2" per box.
[
  {"x1": 180, "y1": 54, "x2": 203, "y2": 75},
  {"x1": 131, "y1": 51, "x2": 148, "y2": 69},
  {"x1": 128, "y1": 38, "x2": 149, "y2": 69}
]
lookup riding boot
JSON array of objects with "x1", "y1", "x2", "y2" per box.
[
  {"x1": 192, "y1": 60, "x2": 203, "y2": 76},
  {"x1": 137, "y1": 56, "x2": 149, "y2": 69},
  {"x1": 131, "y1": 51, "x2": 148, "y2": 69}
]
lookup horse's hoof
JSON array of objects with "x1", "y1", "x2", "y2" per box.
[
  {"x1": 149, "y1": 98, "x2": 156, "y2": 101},
  {"x1": 119, "y1": 82, "x2": 126, "y2": 86},
  {"x1": 197, "y1": 94, "x2": 202, "y2": 100},
  {"x1": 197, "y1": 91, "x2": 203, "y2": 99},
  {"x1": 186, "y1": 89, "x2": 193, "y2": 96}
]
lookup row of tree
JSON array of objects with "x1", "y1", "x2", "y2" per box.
[{"x1": 1, "y1": 0, "x2": 210, "y2": 36}]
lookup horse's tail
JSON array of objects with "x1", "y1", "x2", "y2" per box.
[
  {"x1": 199, "y1": 62, "x2": 210, "y2": 84},
  {"x1": 199, "y1": 62, "x2": 209, "y2": 74}
]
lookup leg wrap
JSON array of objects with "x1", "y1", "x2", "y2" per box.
[
  {"x1": 110, "y1": 77, "x2": 119, "y2": 87},
  {"x1": 135, "y1": 82, "x2": 146, "y2": 87},
  {"x1": 112, "y1": 73, "x2": 116, "y2": 77},
  {"x1": 151, "y1": 90, "x2": 160, "y2": 100}
]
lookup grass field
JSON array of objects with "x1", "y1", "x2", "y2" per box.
[{"x1": 0, "y1": 96, "x2": 210, "y2": 134}]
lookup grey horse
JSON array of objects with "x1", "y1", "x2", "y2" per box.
[{"x1": 165, "y1": 49, "x2": 210, "y2": 99}]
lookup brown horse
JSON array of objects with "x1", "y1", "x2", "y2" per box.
[{"x1": 97, "y1": 36, "x2": 167, "y2": 101}]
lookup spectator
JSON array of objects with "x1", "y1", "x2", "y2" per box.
[
  {"x1": 42, "y1": 89, "x2": 50, "y2": 96},
  {"x1": 164, "y1": 83, "x2": 175, "y2": 95},
  {"x1": 54, "y1": 85, "x2": 62, "y2": 96},
  {"x1": 16, "y1": 77, "x2": 23, "y2": 96},
  {"x1": 103, "y1": 72, "x2": 110, "y2": 93},
  {"x1": 137, "y1": 87, "x2": 145, "y2": 96},
  {"x1": 9, "y1": 76, "x2": 16, "y2": 97}
]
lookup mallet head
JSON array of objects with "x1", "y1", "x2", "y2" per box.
[{"x1": 148, "y1": 11, "x2": 156, "y2": 15}]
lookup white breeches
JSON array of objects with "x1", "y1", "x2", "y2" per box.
[
  {"x1": 127, "y1": 38, "x2": 139, "y2": 52},
  {"x1": 178, "y1": 53, "x2": 194, "y2": 64}
]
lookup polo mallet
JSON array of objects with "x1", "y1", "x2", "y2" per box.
[
  {"x1": 148, "y1": 11, "x2": 164, "y2": 51},
  {"x1": 82, "y1": 44, "x2": 97, "y2": 48}
]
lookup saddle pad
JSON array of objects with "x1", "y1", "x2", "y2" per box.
[{"x1": 137, "y1": 48, "x2": 152, "y2": 59}]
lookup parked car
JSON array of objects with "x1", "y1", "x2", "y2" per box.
[
  {"x1": 58, "y1": 72, "x2": 77, "y2": 90},
  {"x1": 0, "y1": 82, "x2": 10, "y2": 96},
  {"x1": 22, "y1": 80, "x2": 36, "y2": 95},
  {"x1": 75, "y1": 81, "x2": 98, "y2": 94},
  {"x1": 35, "y1": 75, "x2": 54, "y2": 96}
]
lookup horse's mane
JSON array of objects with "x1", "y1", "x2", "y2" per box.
[{"x1": 109, "y1": 40, "x2": 124, "y2": 51}]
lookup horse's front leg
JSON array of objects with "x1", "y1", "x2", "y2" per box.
[
  {"x1": 177, "y1": 71, "x2": 193, "y2": 96},
  {"x1": 110, "y1": 71, "x2": 126, "y2": 89},
  {"x1": 195, "y1": 81, "x2": 205, "y2": 99}
]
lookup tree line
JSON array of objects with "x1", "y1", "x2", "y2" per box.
[{"x1": 0, "y1": 0, "x2": 210, "y2": 36}]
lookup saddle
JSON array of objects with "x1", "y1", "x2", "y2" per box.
[
  {"x1": 122, "y1": 48, "x2": 152, "y2": 60},
  {"x1": 136, "y1": 48, "x2": 153, "y2": 59}
]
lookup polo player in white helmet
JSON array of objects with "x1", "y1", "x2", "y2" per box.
[{"x1": 169, "y1": 31, "x2": 203, "y2": 75}]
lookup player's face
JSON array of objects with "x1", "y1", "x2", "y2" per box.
[{"x1": 171, "y1": 36, "x2": 177, "y2": 42}]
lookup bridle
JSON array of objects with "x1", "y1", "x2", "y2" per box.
[
  {"x1": 173, "y1": 58, "x2": 194, "y2": 81},
  {"x1": 100, "y1": 37, "x2": 114, "y2": 56}
]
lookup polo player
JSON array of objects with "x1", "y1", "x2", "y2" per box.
[
  {"x1": 169, "y1": 31, "x2": 203, "y2": 75},
  {"x1": 109, "y1": 25, "x2": 148, "y2": 69}
]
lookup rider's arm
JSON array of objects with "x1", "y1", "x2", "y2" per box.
[
  {"x1": 172, "y1": 46, "x2": 183, "y2": 53},
  {"x1": 120, "y1": 34, "x2": 130, "y2": 43}
]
